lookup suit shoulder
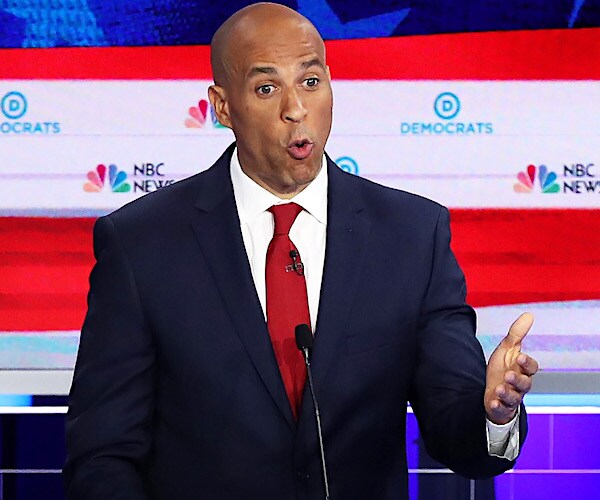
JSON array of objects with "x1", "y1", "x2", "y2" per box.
[
  {"x1": 104, "y1": 170, "x2": 208, "y2": 230},
  {"x1": 104, "y1": 145, "x2": 235, "y2": 230},
  {"x1": 343, "y1": 170, "x2": 445, "y2": 220}
]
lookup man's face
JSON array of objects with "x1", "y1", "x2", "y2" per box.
[{"x1": 210, "y1": 18, "x2": 333, "y2": 198}]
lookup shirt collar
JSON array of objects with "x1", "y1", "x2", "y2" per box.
[{"x1": 230, "y1": 147, "x2": 328, "y2": 226}]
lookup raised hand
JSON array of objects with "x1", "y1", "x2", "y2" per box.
[{"x1": 485, "y1": 313, "x2": 539, "y2": 425}]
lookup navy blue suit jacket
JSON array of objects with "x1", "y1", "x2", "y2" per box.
[{"x1": 65, "y1": 144, "x2": 525, "y2": 499}]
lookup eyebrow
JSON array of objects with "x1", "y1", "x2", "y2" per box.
[
  {"x1": 247, "y1": 66, "x2": 278, "y2": 79},
  {"x1": 301, "y1": 58, "x2": 325, "y2": 71},
  {"x1": 246, "y1": 58, "x2": 326, "y2": 79}
]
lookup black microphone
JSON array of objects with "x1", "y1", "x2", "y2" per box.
[
  {"x1": 295, "y1": 324, "x2": 330, "y2": 500},
  {"x1": 289, "y1": 249, "x2": 304, "y2": 276}
]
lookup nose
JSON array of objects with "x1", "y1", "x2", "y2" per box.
[{"x1": 281, "y1": 87, "x2": 307, "y2": 123}]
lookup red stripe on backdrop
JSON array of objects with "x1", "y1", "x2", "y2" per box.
[
  {"x1": 450, "y1": 209, "x2": 600, "y2": 308},
  {"x1": 1, "y1": 209, "x2": 599, "y2": 331},
  {"x1": 328, "y1": 28, "x2": 600, "y2": 81},
  {"x1": 0, "y1": 217, "x2": 95, "y2": 331},
  {"x1": 0, "y1": 28, "x2": 599, "y2": 80}
]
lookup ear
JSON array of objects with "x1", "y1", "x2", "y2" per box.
[
  {"x1": 208, "y1": 85, "x2": 232, "y2": 129},
  {"x1": 326, "y1": 65, "x2": 332, "y2": 80}
]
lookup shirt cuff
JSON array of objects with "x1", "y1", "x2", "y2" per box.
[{"x1": 486, "y1": 407, "x2": 520, "y2": 461}]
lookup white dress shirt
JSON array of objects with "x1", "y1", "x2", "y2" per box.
[
  {"x1": 229, "y1": 148, "x2": 519, "y2": 460},
  {"x1": 231, "y1": 150, "x2": 327, "y2": 333}
]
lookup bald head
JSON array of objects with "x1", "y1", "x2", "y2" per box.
[
  {"x1": 211, "y1": 3, "x2": 325, "y2": 87},
  {"x1": 207, "y1": 2, "x2": 333, "y2": 198}
]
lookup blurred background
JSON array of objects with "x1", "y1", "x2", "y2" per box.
[{"x1": 0, "y1": 0, "x2": 599, "y2": 498}]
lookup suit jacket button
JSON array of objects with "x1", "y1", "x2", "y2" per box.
[{"x1": 296, "y1": 471, "x2": 310, "y2": 480}]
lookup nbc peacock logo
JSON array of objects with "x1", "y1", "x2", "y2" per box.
[
  {"x1": 513, "y1": 164, "x2": 560, "y2": 194},
  {"x1": 84, "y1": 164, "x2": 131, "y2": 193},
  {"x1": 184, "y1": 99, "x2": 226, "y2": 129}
]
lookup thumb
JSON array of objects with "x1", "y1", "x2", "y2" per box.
[{"x1": 504, "y1": 312, "x2": 534, "y2": 347}]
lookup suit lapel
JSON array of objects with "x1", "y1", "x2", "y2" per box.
[
  {"x1": 309, "y1": 158, "x2": 372, "y2": 391},
  {"x1": 191, "y1": 146, "x2": 296, "y2": 429},
  {"x1": 190, "y1": 149, "x2": 371, "y2": 428}
]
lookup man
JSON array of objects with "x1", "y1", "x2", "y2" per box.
[{"x1": 64, "y1": 3, "x2": 538, "y2": 499}]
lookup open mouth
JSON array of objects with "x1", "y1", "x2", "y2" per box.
[{"x1": 287, "y1": 139, "x2": 314, "y2": 160}]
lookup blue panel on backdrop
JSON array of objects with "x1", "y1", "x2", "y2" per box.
[
  {"x1": 553, "y1": 415, "x2": 600, "y2": 469},
  {"x1": 525, "y1": 394, "x2": 600, "y2": 406},
  {"x1": 513, "y1": 414, "x2": 551, "y2": 470},
  {"x1": 0, "y1": 0, "x2": 599, "y2": 48},
  {"x1": 0, "y1": 395, "x2": 32, "y2": 406},
  {"x1": 496, "y1": 473, "x2": 600, "y2": 500},
  {"x1": 0, "y1": 0, "x2": 108, "y2": 47},
  {"x1": 0, "y1": 8, "x2": 26, "y2": 46}
]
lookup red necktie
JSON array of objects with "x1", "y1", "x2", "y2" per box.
[{"x1": 266, "y1": 203, "x2": 311, "y2": 419}]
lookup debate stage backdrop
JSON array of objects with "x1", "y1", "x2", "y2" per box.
[
  {"x1": 0, "y1": 1, "x2": 599, "y2": 497},
  {"x1": 1, "y1": 0, "x2": 599, "y2": 378}
]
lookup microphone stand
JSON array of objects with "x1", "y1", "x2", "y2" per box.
[{"x1": 296, "y1": 324, "x2": 330, "y2": 500}]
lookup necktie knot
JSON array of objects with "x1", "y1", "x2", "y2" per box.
[{"x1": 269, "y1": 203, "x2": 303, "y2": 236}]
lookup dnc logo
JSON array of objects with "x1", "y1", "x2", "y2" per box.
[
  {"x1": 434, "y1": 92, "x2": 461, "y2": 120},
  {"x1": 84, "y1": 164, "x2": 131, "y2": 193},
  {"x1": 1, "y1": 91, "x2": 27, "y2": 119},
  {"x1": 1, "y1": 91, "x2": 61, "y2": 134},
  {"x1": 185, "y1": 99, "x2": 226, "y2": 129},
  {"x1": 401, "y1": 92, "x2": 493, "y2": 135},
  {"x1": 513, "y1": 164, "x2": 560, "y2": 193}
]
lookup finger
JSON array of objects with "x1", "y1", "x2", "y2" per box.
[
  {"x1": 488, "y1": 398, "x2": 519, "y2": 422},
  {"x1": 495, "y1": 384, "x2": 522, "y2": 408},
  {"x1": 489, "y1": 398, "x2": 516, "y2": 414},
  {"x1": 504, "y1": 371, "x2": 532, "y2": 394},
  {"x1": 516, "y1": 353, "x2": 539, "y2": 376},
  {"x1": 504, "y1": 312, "x2": 534, "y2": 347}
]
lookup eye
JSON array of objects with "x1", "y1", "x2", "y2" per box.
[
  {"x1": 304, "y1": 77, "x2": 319, "y2": 88},
  {"x1": 257, "y1": 84, "x2": 275, "y2": 96}
]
